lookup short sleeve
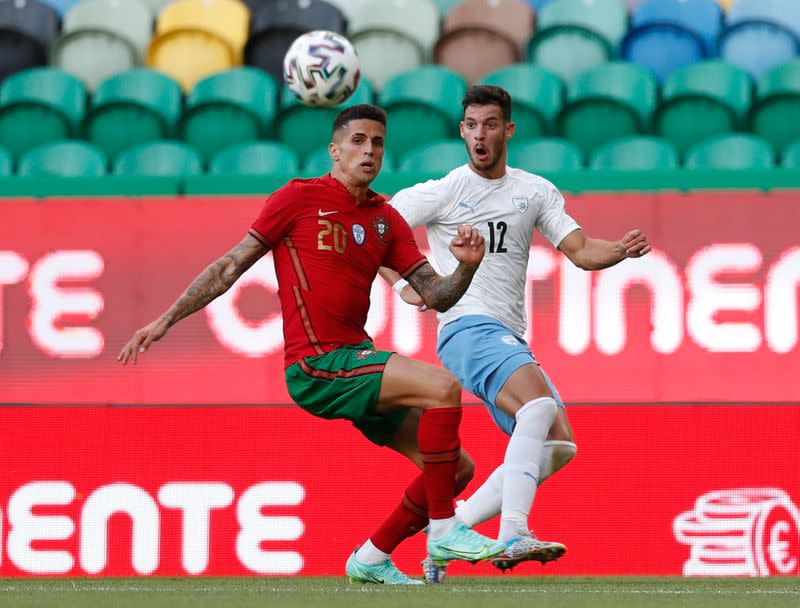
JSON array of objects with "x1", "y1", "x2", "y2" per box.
[
  {"x1": 249, "y1": 184, "x2": 301, "y2": 247},
  {"x1": 389, "y1": 178, "x2": 447, "y2": 228},
  {"x1": 535, "y1": 182, "x2": 581, "y2": 248},
  {"x1": 383, "y1": 207, "x2": 428, "y2": 278}
]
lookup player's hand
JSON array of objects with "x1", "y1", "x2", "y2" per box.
[
  {"x1": 620, "y1": 229, "x2": 651, "y2": 258},
  {"x1": 449, "y1": 224, "x2": 485, "y2": 268},
  {"x1": 118, "y1": 318, "x2": 169, "y2": 365},
  {"x1": 398, "y1": 282, "x2": 427, "y2": 311}
]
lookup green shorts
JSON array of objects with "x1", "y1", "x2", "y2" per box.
[{"x1": 285, "y1": 340, "x2": 409, "y2": 446}]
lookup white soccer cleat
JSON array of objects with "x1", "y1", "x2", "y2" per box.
[
  {"x1": 491, "y1": 535, "x2": 567, "y2": 572},
  {"x1": 421, "y1": 555, "x2": 447, "y2": 584}
]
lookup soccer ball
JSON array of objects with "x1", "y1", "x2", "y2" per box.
[{"x1": 283, "y1": 30, "x2": 361, "y2": 108}]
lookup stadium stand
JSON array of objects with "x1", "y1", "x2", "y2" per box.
[
  {"x1": 17, "y1": 140, "x2": 106, "y2": 176},
  {"x1": 180, "y1": 67, "x2": 277, "y2": 161},
  {"x1": 480, "y1": 64, "x2": 564, "y2": 137},
  {"x1": 244, "y1": 0, "x2": 346, "y2": 83},
  {"x1": 434, "y1": 0, "x2": 534, "y2": 84},
  {"x1": 0, "y1": 145, "x2": 11, "y2": 174},
  {"x1": 528, "y1": 0, "x2": 628, "y2": 83},
  {"x1": 654, "y1": 60, "x2": 752, "y2": 156},
  {"x1": 0, "y1": 0, "x2": 59, "y2": 81},
  {"x1": 209, "y1": 141, "x2": 299, "y2": 175},
  {"x1": 84, "y1": 69, "x2": 183, "y2": 161},
  {"x1": 508, "y1": 137, "x2": 584, "y2": 171},
  {"x1": 781, "y1": 138, "x2": 800, "y2": 168},
  {"x1": 589, "y1": 135, "x2": 680, "y2": 170},
  {"x1": 114, "y1": 141, "x2": 204, "y2": 176},
  {"x1": 400, "y1": 139, "x2": 469, "y2": 172},
  {"x1": 750, "y1": 60, "x2": 800, "y2": 156},
  {"x1": 0, "y1": 67, "x2": 86, "y2": 159},
  {"x1": 348, "y1": 0, "x2": 438, "y2": 90},
  {"x1": 684, "y1": 133, "x2": 776, "y2": 169}
]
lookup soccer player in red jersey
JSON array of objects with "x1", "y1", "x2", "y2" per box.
[{"x1": 119, "y1": 104, "x2": 505, "y2": 584}]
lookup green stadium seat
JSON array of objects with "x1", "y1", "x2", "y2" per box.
[
  {"x1": 558, "y1": 62, "x2": 658, "y2": 156},
  {"x1": 114, "y1": 141, "x2": 203, "y2": 176},
  {"x1": 0, "y1": 67, "x2": 86, "y2": 159},
  {"x1": 378, "y1": 66, "x2": 468, "y2": 159},
  {"x1": 303, "y1": 146, "x2": 396, "y2": 176},
  {"x1": 399, "y1": 140, "x2": 468, "y2": 173},
  {"x1": 480, "y1": 64, "x2": 565, "y2": 137},
  {"x1": 655, "y1": 61, "x2": 753, "y2": 156},
  {"x1": 276, "y1": 78, "x2": 374, "y2": 161},
  {"x1": 528, "y1": 0, "x2": 628, "y2": 82},
  {"x1": 684, "y1": 134, "x2": 775, "y2": 169},
  {"x1": 590, "y1": 136, "x2": 679, "y2": 170},
  {"x1": 781, "y1": 139, "x2": 800, "y2": 168},
  {"x1": 750, "y1": 61, "x2": 800, "y2": 156},
  {"x1": 84, "y1": 69, "x2": 183, "y2": 162},
  {"x1": 0, "y1": 146, "x2": 11, "y2": 176},
  {"x1": 209, "y1": 141, "x2": 299, "y2": 175},
  {"x1": 181, "y1": 68, "x2": 278, "y2": 161},
  {"x1": 508, "y1": 138, "x2": 584, "y2": 171},
  {"x1": 17, "y1": 141, "x2": 106, "y2": 176}
]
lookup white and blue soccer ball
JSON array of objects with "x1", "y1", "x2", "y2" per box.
[{"x1": 283, "y1": 30, "x2": 361, "y2": 108}]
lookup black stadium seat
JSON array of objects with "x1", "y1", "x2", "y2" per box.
[{"x1": 0, "y1": 0, "x2": 60, "y2": 81}]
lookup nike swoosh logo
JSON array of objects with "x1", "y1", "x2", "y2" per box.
[{"x1": 318, "y1": 209, "x2": 338, "y2": 216}]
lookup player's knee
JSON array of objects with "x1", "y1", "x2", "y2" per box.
[
  {"x1": 428, "y1": 372, "x2": 462, "y2": 409},
  {"x1": 548, "y1": 440, "x2": 577, "y2": 471}
]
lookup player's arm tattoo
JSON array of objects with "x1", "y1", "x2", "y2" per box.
[
  {"x1": 406, "y1": 262, "x2": 478, "y2": 312},
  {"x1": 160, "y1": 234, "x2": 269, "y2": 328}
]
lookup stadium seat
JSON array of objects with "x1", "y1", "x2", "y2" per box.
[
  {"x1": 399, "y1": 140, "x2": 468, "y2": 172},
  {"x1": 0, "y1": 0, "x2": 59, "y2": 81},
  {"x1": 148, "y1": 0, "x2": 250, "y2": 91},
  {"x1": 304, "y1": 145, "x2": 396, "y2": 175},
  {"x1": 480, "y1": 64, "x2": 564, "y2": 137},
  {"x1": 39, "y1": 0, "x2": 80, "y2": 17},
  {"x1": 558, "y1": 62, "x2": 658, "y2": 156},
  {"x1": 276, "y1": 77, "x2": 374, "y2": 161},
  {"x1": 378, "y1": 66, "x2": 468, "y2": 158},
  {"x1": 621, "y1": 0, "x2": 722, "y2": 82},
  {"x1": 84, "y1": 69, "x2": 183, "y2": 161},
  {"x1": 719, "y1": 0, "x2": 800, "y2": 79},
  {"x1": 750, "y1": 61, "x2": 800, "y2": 156},
  {"x1": 0, "y1": 67, "x2": 86, "y2": 159},
  {"x1": 429, "y1": 0, "x2": 466, "y2": 11},
  {"x1": 180, "y1": 67, "x2": 278, "y2": 161},
  {"x1": 434, "y1": 0, "x2": 534, "y2": 84},
  {"x1": 244, "y1": 0, "x2": 346, "y2": 82},
  {"x1": 0, "y1": 145, "x2": 11, "y2": 175},
  {"x1": 527, "y1": 0, "x2": 628, "y2": 83},
  {"x1": 209, "y1": 141, "x2": 300, "y2": 175},
  {"x1": 322, "y1": 0, "x2": 371, "y2": 22},
  {"x1": 347, "y1": 0, "x2": 439, "y2": 89},
  {"x1": 507, "y1": 137, "x2": 583, "y2": 171},
  {"x1": 114, "y1": 141, "x2": 204, "y2": 176},
  {"x1": 654, "y1": 61, "x2": 752, "y2": 156},
  {"x1": 140, "y1": 0, "x2": 174, "y2": 14},
  {"x1": 590, "y1": 136, "x2": 679, "y2": 169},
  {"x1": 17, "y1": 140, "x2": 107, "y2": 176},
  {"x1": 52, "y1": 0, "x2": 152, "y2": 91},
  {"x1": 684, "y1": 134, "x2": 775, "y2": 169},
  {"x1": 780, "y1": 139, "x2": 800, "y2": 168}
]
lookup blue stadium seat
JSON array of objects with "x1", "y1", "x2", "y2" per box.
[
  {"x1": 621, "y1": 0, "x2": 722, "y2": 82},
  {"x1": 719, "y1": 0, "x2": 800, "y2": 79}
]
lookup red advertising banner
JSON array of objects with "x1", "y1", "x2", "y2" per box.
[
  {"x1": 1, "y1": 404, "x2": 799, "y2": 577},
  {"x1": 1, "y1": 192, "x2": 799, "y2": 404}
]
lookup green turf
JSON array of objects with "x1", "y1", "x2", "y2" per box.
[{"x1": 1, "y1": 577, "x2": 799, "y2": 608}]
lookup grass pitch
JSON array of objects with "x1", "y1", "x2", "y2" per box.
[{"x1": 1, "y1": 577, "x2": 799, "y2": 608}]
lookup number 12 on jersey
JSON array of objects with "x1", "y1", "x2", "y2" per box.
[{"x1": 488, "y1": 221, "x2": 507, "y2": 253}]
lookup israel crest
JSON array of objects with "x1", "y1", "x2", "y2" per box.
[
  {"x1": 371, "y1": 216, "x2": 390, "y2": 243},
  {"x1": 512, "y1": 195, "x2": 529, "y2": 214},
  {"x1": 352, "y1": 223, "x2": 365, "y2": 245}
]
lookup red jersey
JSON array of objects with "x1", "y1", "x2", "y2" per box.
[{"x1": 250, "y1": 174, "x2": 427, "y2": 368}]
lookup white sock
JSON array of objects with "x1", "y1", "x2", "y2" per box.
[
  {"x1": 355, "y1": 539, "x2": 390, "y2": 565},
  {"x1": 539, "y1": 440, "x2": 577, "y2": 485},
  {"x1": 498, "y1": 397, "x2": 557, "y2": 542},
  {"x1": 428, "y1": 516, "x2": 457, "y2": 539},
  {"x1": 455, "y1": 465, "x2": 503, "y2": 528}
]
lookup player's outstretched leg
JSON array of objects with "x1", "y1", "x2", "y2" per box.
[
  {"x1": 346, "y1": 547, "x2": 423, "y2": 585},
  {"x1": 491, "y1": 536, "x2": 567, "y2": 572}
]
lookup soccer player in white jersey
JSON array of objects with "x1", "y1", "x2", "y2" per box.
[{"x1": 381, "y1": 85, "x2": 651, "y2": 578}]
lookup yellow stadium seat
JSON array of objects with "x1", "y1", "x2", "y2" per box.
[{"x1": 147, "y1": 0, "x2": 249, "y2": 91}]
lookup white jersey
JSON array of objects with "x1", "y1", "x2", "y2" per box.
[{"x1": 390, "y1": 164, "x2": 580, "y2": 337}]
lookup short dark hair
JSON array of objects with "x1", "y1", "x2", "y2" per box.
[
  {"x1": 462, "y1": 85, "x2": 512, "y2": 122},
  {"x1": 332, "y1": 103, "x2": 387, "y2": 136}
]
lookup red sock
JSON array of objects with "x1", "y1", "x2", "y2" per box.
[{"x1": 418, "y1": 406, "x2": 462, "y2": 519}]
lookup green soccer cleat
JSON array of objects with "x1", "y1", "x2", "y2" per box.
[
  {"x1": 426, "y1": 522, "x2": 506, "y2": 566},
  {"x1": 345, "y1": 548, "x2": 424, "y2": 585}
]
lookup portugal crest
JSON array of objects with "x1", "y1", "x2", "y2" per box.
[
  {"x1": 371, "y1": 216, "x2": 390, "y2": 243},
  {"x1": 512, "y1": 195, "x2": 529, "y2": 214},
  {"x1": 352, "y1": 223, "x2": 365, "y2": 245}
]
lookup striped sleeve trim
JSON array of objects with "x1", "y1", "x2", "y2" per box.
[
  {"x1": 399, "y1": 257, "x2": 428, "y2": 279},
  {"x1": 248, "y1": 228, "x2": 273, "y2": 248}
]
